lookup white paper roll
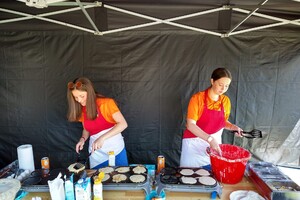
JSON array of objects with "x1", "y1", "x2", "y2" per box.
[{"x1": 17, "y1": 144, "x2": 35, "y2": 172}]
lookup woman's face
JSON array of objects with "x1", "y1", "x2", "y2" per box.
[
  {"x1": 72, "y1": 89, "x2": 87, "y2": 106},
  {"x1": 211, "y1": 77, "x2": 231, "y2": 95}
]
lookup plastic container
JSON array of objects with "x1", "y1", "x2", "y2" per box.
[
  {"x1": 108, "y1": 151, "x2": 115, "y2": 166},
  {"x1": 93, "y1": 178, "x2": 103, "y2": 200},
  {"x1": 207, "y1": 144, "x2": 251, "y2": 184},
  {"x1": 65, "y1": 174, "x2": 75, "y2": 200}
]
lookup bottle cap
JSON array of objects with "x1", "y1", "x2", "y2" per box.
[{"x1": 94, "y1": 178, "x2": 101, "y2": 184}]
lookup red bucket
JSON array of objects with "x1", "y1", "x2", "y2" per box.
[{"x1": 207, "y1": 144, "x2": 251, "y2": 184}]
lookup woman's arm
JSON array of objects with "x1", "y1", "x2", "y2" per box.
[
  {"x1": 76, "y1": 129, "x2": 90, "y2": 153},
  {"x1": 186, "y1": 119, "x2": 221, "y2": 155},
  {"x1": 92, "y1": 111, "x2": 128, "y2": 152}
]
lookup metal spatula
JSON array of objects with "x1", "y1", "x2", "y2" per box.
[
  {"x1": 76, "y1": 152, "x2": 92, "y2": 167},
  {"x1": 232, "y1": 129, "x2": 262, "y2": 138}
]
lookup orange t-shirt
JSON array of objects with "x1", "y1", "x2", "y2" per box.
[
  {"x1": 186, "y1": 91, "x2": 231, "y2": 125},
  {"x1": 79, "y1": 98, "x2": 119, "y2": 123}
]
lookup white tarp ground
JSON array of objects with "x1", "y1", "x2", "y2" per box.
[
  {"x1": 269, "y1": 118, "x2": 300, "y2": 166},
  {"x1": 235, "y1": 118, "x2": 300, "y2": 168}
]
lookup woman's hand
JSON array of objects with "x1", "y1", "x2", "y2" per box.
[
  {"x1": 76, "y1": 137, "x2": 85, "y2": 153},
  {"x1": 208, "y1": 137, "x2": 222, "y2": 156},
  {"x1": 90, "y1": 111, "x2": 128, "y2": 153},
  {"x1": 231, "y1": 124, "x2": 243, "y2": 137},
  {"x1": 76, "y1": 129, "x2": 89, "y2": 153},
  {"x1": 92, "y1": 136, "x2": 105, "y2": 152}
]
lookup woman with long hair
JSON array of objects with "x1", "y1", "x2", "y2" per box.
[{"x1": 67, "y1": 77, "x2": 128, "y2": 169}]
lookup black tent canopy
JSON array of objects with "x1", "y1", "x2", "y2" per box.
[
  {"x1": 0, "y1": 0, "x2": 300, "y2": 169},
  {"x1": 1, "y1": 0, "x2": 300, "y2": 36}
]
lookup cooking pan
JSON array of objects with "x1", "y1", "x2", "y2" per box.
[
  {"x1": 22, "y1": 176, "x2": 42, "y2": 186},
  {"x1": 232, "y1": 129, "x2": 262, "y2": 138},
  {"x1": 76, "y1": 152, "x2": 92, "y2": 167},
  {"x1": 66, "y1": 152, "x2": 92, "y2": 180}
]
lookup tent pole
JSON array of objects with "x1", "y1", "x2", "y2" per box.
[
  {"x1": 166, "y1": 7, "x2": 226, "y2": 21},
  {"x1": 0, "y1": 5, "x2": 95, "y2": 24},
  {"x1": 229, "y1": 19, "x2": 300, "y2": 36},
  {"x1": 163, "y1": 21, "x2": 222, "y2": 36},
  {"x1": 103, "y1": 22, "x2": 161, "y2": 35},
  {"x1": 0, "y1": 7, "x2": 95, "y2": 33},
  {"x1": 227, "y1": 0, "x2": 269, "y2": 35},
  {"x1": 234, "y1": 8, "x2": 300, "y2": 26},
  {"x1": 104, "y1": 4, "x2": 223, "y2": 36},
  {"x1": 75, "y1": 0, "x2": 101, "y2": 34},
  {"x1": 104, "y1": 4, "x2": 224, "y2": 22}
]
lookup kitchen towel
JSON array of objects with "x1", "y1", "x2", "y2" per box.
[{"x1": 17, "y1": 144, "x2": 35, "y2": 172}]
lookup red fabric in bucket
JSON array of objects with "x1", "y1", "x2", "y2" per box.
[{"x1": 208, "y1": 144, "x2": 251, "y2": 184}]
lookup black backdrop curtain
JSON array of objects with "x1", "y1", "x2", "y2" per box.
[{"x1": 0, "y1": 30, "x2": 300, "y2": 169}]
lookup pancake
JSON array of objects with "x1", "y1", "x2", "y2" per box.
[
  {"x1": 112, "y1": 174, "x2": 127, "y2": 183},
  {"x1": 181, "y1": 176, "x2": 197, "y2": 184},
  {"x1": 68, "y1": 163, "x2": 85, "y2": 174},
  {"x1": 198, "y1": 176, "x2": 216, "y2": 186},
  {"x1": 129, "y1": 175, "x2": 146, "y2": 183},
  {"x1": 179, "y1": 168, "x2": 194, "y2": 176},
  {"x1": 115, "y1": 167, "x2": 130, "y2": 173},
  {"x1": 195, "y1": 169, "x2": 210, "y2": 176},
  {"x1": 132, "y1": 166, "x2": 146, "y2": 174},
  {"x1": 98, "y1": 167, "x2": 114, "y2": 174}
]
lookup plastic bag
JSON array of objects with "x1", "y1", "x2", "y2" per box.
[{"x1": 48, "y1": 172, "x2": 65, "y2": 200}]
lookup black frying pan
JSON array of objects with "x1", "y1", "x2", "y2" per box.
[
  {"x1": 232, "y1": 129, "x2": 262, "y2": 139},
  {"x1": 77, "y1": 152, "x2": 92, "y2": 167}
]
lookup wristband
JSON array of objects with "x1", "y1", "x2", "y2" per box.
[{"x1": 80, "y1": 136, "x2": 86, "y2": 142}]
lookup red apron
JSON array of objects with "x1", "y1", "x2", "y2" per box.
[
  {"x1": 82, "y1": 107, "x2": 115, "y2": 136},
  {"x1": 183, "y1": 89, "x2": 226, "y2": 138},
  {"x1": 82, "y1": 106, "x2": 125, "y2": 169},
  {"x1": 180, "y1": 89, "x2": 226, "y2": 167}
]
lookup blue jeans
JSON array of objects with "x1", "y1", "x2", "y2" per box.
[{"x1": 202, "y1": 164, "x2": 212, "y2": 171}]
